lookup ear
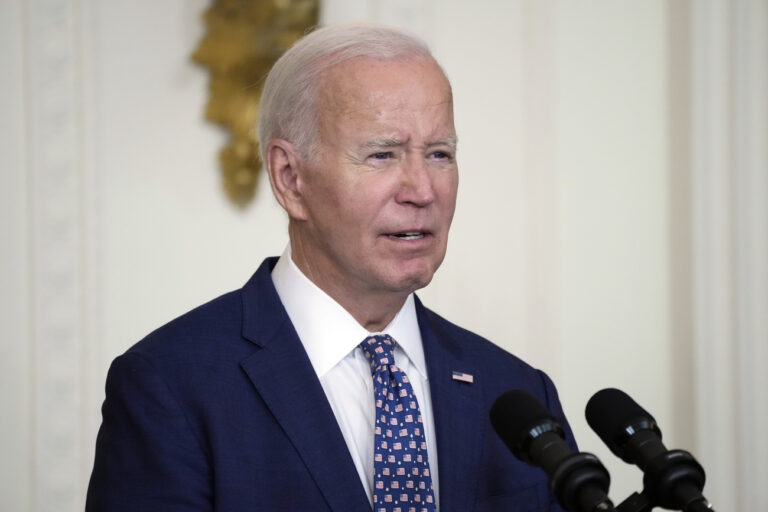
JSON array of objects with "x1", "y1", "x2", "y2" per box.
[{"x1": 265, "y1": 139, "x2": 310, "y2": 220}]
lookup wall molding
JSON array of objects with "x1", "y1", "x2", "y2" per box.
[
  {"x1": 690, "y1": 0, "x2": 768, "y2": 509},
  {"x1": 26, "y1": 0, "x2": 86, "y2": 509}
]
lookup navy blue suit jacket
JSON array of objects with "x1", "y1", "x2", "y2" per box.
[{"x1": 87, "y1": 258, "x2": 575, "y2": 511}]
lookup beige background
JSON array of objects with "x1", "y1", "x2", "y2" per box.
[{"x1": 1, "y1": 0, "x2": 766, "y2": 510}]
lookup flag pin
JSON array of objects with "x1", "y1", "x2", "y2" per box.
[{"x1": 452, "y1": 371, "x2": 474, "y2": 384}]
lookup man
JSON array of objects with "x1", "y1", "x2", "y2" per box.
[{"x1": 87, "y1": 23, "x2": 575, "y2": 511}]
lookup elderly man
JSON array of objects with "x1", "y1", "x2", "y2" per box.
[{"x1": 87, "y1": 24, "x2": 575, "y2": 512}]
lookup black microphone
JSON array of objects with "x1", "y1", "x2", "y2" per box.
[
  {"x1": 490, "y1": 389, "x2": 615, "y2": 512},
  {"x1": 585, "y1": 388, "x2": 714, "y2": 512}
]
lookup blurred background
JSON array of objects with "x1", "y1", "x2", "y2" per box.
[{"x1": 1, "y1": 0, "x2": 766, "y2": 510}]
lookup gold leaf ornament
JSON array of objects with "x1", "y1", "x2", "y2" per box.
[{"x1": 193, "y1": 0, "x2": 319, "y2": 207}]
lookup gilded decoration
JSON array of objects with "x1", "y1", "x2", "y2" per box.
[{"x1": 193, "y1": 0, "x2": 319, "y2": 207}]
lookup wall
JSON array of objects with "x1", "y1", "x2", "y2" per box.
[{"x1": 1, "y1": 0, "x2": 765, "y2": 510}]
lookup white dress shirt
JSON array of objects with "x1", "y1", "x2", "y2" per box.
[{"x1": 271, "y1": 247, "x2": 440, "y2": 507}]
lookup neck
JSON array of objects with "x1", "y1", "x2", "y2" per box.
[
  {"x1": 339, "y1": 293, "x2": 406, "y2": 333},
  {"x1": 288, "y1": 234, "x2": 408, "y2": 332}
]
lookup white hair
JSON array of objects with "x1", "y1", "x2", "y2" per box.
[{"x1": 257, "y1": 23, "x2": 440, "y2": 163}]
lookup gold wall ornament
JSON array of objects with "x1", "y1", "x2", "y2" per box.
[{"x1": 193, "y1": 0, "x2": 319, "y2": 207}]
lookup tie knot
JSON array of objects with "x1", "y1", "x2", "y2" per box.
[{"x1": 360, "y1": 334, "x2": 396, "y2": 374}]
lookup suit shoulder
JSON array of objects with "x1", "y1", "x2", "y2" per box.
[
  {"x1": 420, "y1": 305, "x2": 535, "y2": 372},
  {"x1": 418, "y1": 304, "x2": 566, "y2": 406},
  {"x1": 125, "y1": 289, "x2": 245, "y2": 361},
  {"x1": 419, "y1": 304, "x2": 573, "y2": 442}
]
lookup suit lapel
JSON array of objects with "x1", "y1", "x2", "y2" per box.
[
  {"x1": 417, "y1": 298, "x2": 485, "y2": 512},
  {"x1": 238, "y1": 260, "x2": 370, "y2": 512}
]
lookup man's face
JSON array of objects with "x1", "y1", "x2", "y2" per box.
[{"x1": 291, "y1": 56, "x2": 458, "y2": 304}]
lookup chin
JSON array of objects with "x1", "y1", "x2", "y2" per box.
[
  {"x1": 399, "y1": 276, "x2": 432, "y2": 294},
  {"x1": 387, "y1": 265, "x2": 438, "y2": 294},
  {"x1": 373, "y1": 252, "x2": 445, "y2": 294}
]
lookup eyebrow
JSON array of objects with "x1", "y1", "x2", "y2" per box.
[
  {"x1": 362, "y1": 135, "x2": 459, "y2": 150},
  {"x1": 363, "y1": 137, "x2": 405, "y2": 149},
  {"x1": 430, "y1": 135, "x2": 459, "y2": 149}
]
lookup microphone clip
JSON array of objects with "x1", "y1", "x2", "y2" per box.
[
  {"x1": 550, "y1": 452, "x2": 614, "y2": 512},
  {"x1": 610, "y1": 450, "x2": 711, "y2": 512},
  {"x1": 641, "y1": 449, "x2": 710, "y2": 511}
]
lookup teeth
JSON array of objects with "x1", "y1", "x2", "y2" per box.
[{"x1": 391, "y1": 232, "x2": 424, "y2": 240}]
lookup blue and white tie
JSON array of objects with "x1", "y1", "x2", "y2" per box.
[{"x1": 360, "y1": 334, "x2": 436, "y2": 512}]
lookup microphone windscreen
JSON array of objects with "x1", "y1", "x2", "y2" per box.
[
  {"x1": 490, "y1": 389, "x2": 559, "y2": 460},
  {"x1": 585, "y1": 388, "x2": 659, "y2": 453}
]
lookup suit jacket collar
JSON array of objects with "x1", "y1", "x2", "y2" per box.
[
  {"x1": 239, "y1": 258, "x2": 371, "y2": 512},
  {"x1": 417, "y1": 296, "x2": 485, "y2": 512}
]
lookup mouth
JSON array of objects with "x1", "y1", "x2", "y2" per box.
[{"x1": 387, "y1": 231, "x2": 427, "y2": 241}]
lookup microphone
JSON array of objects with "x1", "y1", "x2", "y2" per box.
[
  {"x1": 585, "y1": 388, "x2": 714, "y2": 512},
  {"x1": 490, "y1": 389, "x2": 615, "y2": 512}
]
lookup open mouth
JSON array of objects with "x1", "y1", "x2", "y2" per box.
[{"x1": 388, "y1": 231, "x2": 426, "y2": 241}]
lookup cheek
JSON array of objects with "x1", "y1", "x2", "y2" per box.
[
  {"x1": 437, "y1": 174, "x2": 459, "y2": 215},
  {"x1": 304, "y1": 176, "x2": 361, "y2": 227},
  {"x1": 343, "y1": 179, "x2": 394, "y2": 217}
]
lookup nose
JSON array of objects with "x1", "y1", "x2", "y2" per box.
[{"x1": 396, "y1": 154, "x2": 435, "y2": 207}]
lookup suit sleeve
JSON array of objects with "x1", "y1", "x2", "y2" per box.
[
  {"x1": 86, "y1": 352, "x2": 212, "y2": 511},
  {"x1": 537, "y1": 369, "x2": 578, "y2": 451},
  {"x1": 536, "y1": 369, "x2": 579, "y2": 512}
]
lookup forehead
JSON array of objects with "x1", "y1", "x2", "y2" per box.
[{"x1": 316, "y1": 56, "x2": 454, "y2": 119}]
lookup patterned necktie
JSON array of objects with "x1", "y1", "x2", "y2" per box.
[{"x1": 360, "y1": 334, "x2": 436, "y2": 512}]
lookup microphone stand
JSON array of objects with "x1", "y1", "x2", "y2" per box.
[
  {"x1": 608, "y1": 448, "x2": 715, "y2": 511},
  {"x1": 608, "y1": 436, "x2": 715, "y2": 511},
  {"x1": 612, "y1": 489, "x2": 715, "y2": 512},
  {"x1": 614, "y1": 491, "x2": 653, "y2": 512}
]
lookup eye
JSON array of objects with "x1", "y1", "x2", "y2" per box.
[
  {"x1": 430, "y1": 150, "x2": 453, "y2": 161},
  {"x1": 370, "y1": 152, "x2": 393, "y2": 160}
]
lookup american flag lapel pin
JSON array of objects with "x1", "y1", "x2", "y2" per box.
[{"x1": 452, "y1": 370, "x2": 474, "y2": 384}]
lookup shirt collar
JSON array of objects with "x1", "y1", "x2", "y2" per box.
[{"x1": 270, "y1": 245, "x2": 426, "y2": 379}]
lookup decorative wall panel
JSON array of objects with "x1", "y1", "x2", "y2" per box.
[
  {"x1": 691, "y1": 0, "x2": 768, "y2": 508},
  {"x1": 26, "y1": 0, "x2": 86, "y2": 509}
]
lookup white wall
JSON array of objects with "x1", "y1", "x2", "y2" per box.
[
  {"x1": 1, "y1": 1, "x2": 32, "y2": 509},
  {"x1": 1, "y1": 0, "x2": 765, "y2": 510}
]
